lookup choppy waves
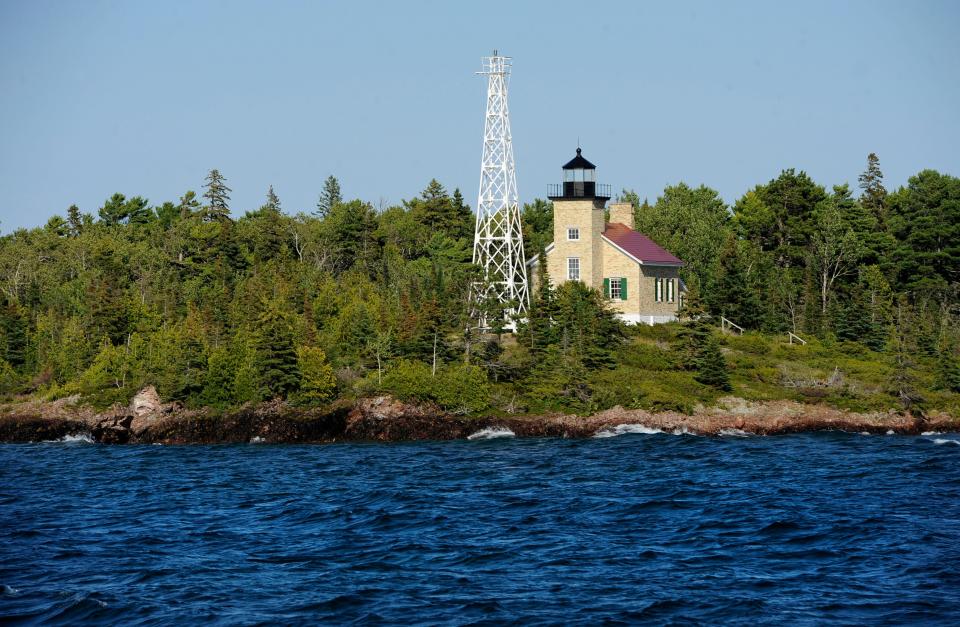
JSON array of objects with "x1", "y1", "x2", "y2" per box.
[
  {"x1": 2, "y1": 432, "x2": 959, "y2": 623},
  {"x1": 466, "y1": 427, "x2": 515, "y2": 440},
  {"x1": 43, "y1": 433, "x2": 94, "y2": 444}
]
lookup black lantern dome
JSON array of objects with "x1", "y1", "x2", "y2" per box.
[{"x1": 548, "y1": 148, "x2": 611, "y2": 200}]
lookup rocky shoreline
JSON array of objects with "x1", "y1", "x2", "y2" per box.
[{"x1": 0, "y1": 387, "x2": 957, "y2": 444}]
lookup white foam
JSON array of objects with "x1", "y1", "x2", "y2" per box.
[
  {"x1": 249, "y1": 436, "x2": 265, "y2": 444},
  {"x1": 886, "y1": 430, "x2": 895, "y2": 435},
  {"x1": 860, "y1": 431, "x2": 871, "y2": 436},
  {"x1": 593, "y1": 424, "x2": 663, "y2": 438},
  {"x1": 45, "y1": 433, "x2": 94, "y2": 444},
  {"x1": 671, "y1": 426, "x2": 699, "y2": 436},
  {"x1": 718, "y1": 428, "x2": 750, "y2": 437},
  {"x1": 933, "y1": 438, "x2": 960, "y2": 446},
  {"x1": 921, "y1": 431, "x2": 942, "y2": 436},
  {"x1": 467, "y1": 427, "x2": 515, "y2": 440}
]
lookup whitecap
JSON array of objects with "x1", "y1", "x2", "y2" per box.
[
  {"x1": 1, "y1": 584, "x2": 19, "y2": 596},
  {"x1": 44, "y1": 433, "x2": 94, "y2": 444},
  {"x1": 467, "y1": 427, "x2": 515, "y2": 440},
  {"x1": 932, "y1": 438, "x2": 960, "y2": 446},
  {"x1": 886, "y1": 430, "x2": 895, "y2": 435},
  {"x1": 921, "y1": 431, "x2": 942, "y2": 436},
  {"x1": 671, "y1": 426, "x2": 698, "y2": 436},
  {"x1": 593, "y1": 424, "x2": 663, "y2": 438},
  {"x1": 859, "y1": 431, "x2": 871, "y2": 436},
  {"x1": 718, "y1": 428, "x2": 750, "y2": 437},
  {"x1": 249, "y1": 436, "x2": 265, "y2": 444}
]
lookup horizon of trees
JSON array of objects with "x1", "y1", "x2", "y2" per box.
[{"x1": 0, "y1": 153, "x2": 957, "y2": 412}]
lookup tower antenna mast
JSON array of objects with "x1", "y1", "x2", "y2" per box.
[{"x1": 471, "y1": 50, "x2": 529, "y2": 329}]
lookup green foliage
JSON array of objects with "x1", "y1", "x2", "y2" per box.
[
  {"x1": 254, "y1": 307, "x2": 301, "y2": 400},
  {"x1": 0, "y1": 359, "x2": 21, "y2": 395},
  {"x1": 695, "y1": 337, "x2": 732, "y2": 391},
  {"x1": 203, "y1": 169, "x2": 231, "y2": 220},
  {"x1": 380, "y1": 360, "x2": 489, "y2": 413},
  {"x1": 522, "y1": 199, "x2": 554, "y2": 252},
  {"x1": 316, "y1": 175, "x2": 342, "y2": 218},
  {"x1": 296, "y1": 345, "x2": 336, "y2": 405},
  {"x1": 0, "y1": 160, "x2": 957, "y2": 419}
]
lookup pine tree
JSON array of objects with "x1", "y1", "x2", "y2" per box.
[
  {"x1": 203, "y1": 169, "x2": 232, "y2": 221},
  {"x1": 889, "y1": 300, "x2": 923, "y2": 410},
  {"x1": 522, "y1": 243, "x2": 557, "y2": 357},
  {"x1": 695, "y1": 336, "x2": 731, "y2": 390},
  {"x1": 67, "y1": 204, "x2": 83, "y2": 237},
  {"x1": 677, "y1": 281, "x2": 711, "y2": 369},
  {"x1": 937, "y1": 342, "x2": 960, "y2": 393},
  {"x1": 98, "y1": 193, "x2": 128, "y2": 226},
  {"x1": 178, "y1": 190, "x2": 201, "y2": 219},
  {"x1": 296, "y1": 346, "x2": 336, "y2": 404},
  {"x1": 315, "y1": 175, "x2": 342, "y2": 218},
  {"x1": 858, "y1": 153, "x2": 887, "y2": 223},
  {"x1": 254, "y1": 307, "x2": 301, "y2": 400},
  {"x1": 264, "y1": 185, "x2": 281, "y2": 212}
]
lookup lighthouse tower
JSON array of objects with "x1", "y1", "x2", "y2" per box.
[{"x1": 471, "y1": 51, "x2": 528, "y2": 330}]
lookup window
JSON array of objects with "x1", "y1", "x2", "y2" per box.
[
  {"x1": 567, "y1": 257, "x2": 580, "y2": 281},
  {"x1": 655, "y1": 277, "x2": 663, "y2": 303},
  {"x1": 567, "y1": 227, "x2": 580, "y2": 241},
  {"x1": 610, "y1": 277, "x2": 621, "y2": 300},
  {"x1": 604, "y1": 277, "x2": 628, "y2": 301},
  {"x1": 667, "y1": 278, "x2": 675, "y2": 303}
]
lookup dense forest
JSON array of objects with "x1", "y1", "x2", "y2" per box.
[{"x1": 0, "y1": 155, "x2": 958, "y2": 416}]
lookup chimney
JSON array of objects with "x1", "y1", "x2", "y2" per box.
[{"x1": 608, "y1": 202, "x2": 634, "y2": 230}]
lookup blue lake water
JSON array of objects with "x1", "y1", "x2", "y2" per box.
[{"x1": 2, "y1": 431, "x2": 960, "y2": 625}]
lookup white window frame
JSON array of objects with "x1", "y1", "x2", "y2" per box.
[
  {"x1": 655, "y1": 277, "x2": 663, "y2": 303},
  {"x1": 567, "y1": 257, "x2": 580, "y2": 281},
  {"x1": 566, "y1": 227, "x2": 580, "y2": 241},
  {"x1": 667, "y1": 278, "x2": 675, "y2": 303},
  {"x1": 610, "y1": 277, "x2": 622, "y2": 300}
]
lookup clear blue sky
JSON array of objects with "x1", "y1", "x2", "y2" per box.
[{"x1": 1, "y1": 0, "x2": 958, "y2": 231}]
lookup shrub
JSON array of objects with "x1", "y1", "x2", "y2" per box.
[
  {"x1": 436, "y1": 363, "x2": 490, "y2": 413},
  {"x1": 295, "y1": 346, "x2": 337, "y2": 405},
  {"x1": 380, "y1": 360, "x2": 491, "y2": 414},
  {"x1": 620, "y1": 342, "x2": 678, "y2": 371},
  {"x1": 0, "y1": 359, "x2": 21, "y2": 395},
  {"x1": 381, "y1": 360, "x2": 434, "y2": 402},
  {"x1": 725, "y1": 333, "x2": 771, "y2": 355}
]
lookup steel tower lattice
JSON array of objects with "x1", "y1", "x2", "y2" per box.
[{"x1": 471, "y1": 51, "x2": 528, "y2": 329}]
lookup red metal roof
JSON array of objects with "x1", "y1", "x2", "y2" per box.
[{"x1": 602, "y1": 222, "x2": 684, "y2": 266}]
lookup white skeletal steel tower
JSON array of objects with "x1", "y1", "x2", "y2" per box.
[{"x1": 472, "y1": 51, "x2": 528, "y2": 328}]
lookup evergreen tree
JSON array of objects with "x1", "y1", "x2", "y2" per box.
[
  {"x1": 98, "y1": 193, "x2": 128, "y2": 226},
  {"x1": 521, "y1": 199, "x2": 554, "y2": 253},
  {"x1": 520, "y1": 243, "x2": 558, "y2": 357},
  {"x1": 858, "y1": 152, "x2": 887, "y2": 223},
  {"x1": 254, "y1": 307, "x2": 301, "y2": 399},
  {"x1": 203, "y1": 169, "x2": 232, "y2": 221},
  {"x1": 264, "y1": 185, "x2": 282, "y2": 212},
  {"x1": 296, "y1": 346, "x2": 336, "y2": 404},
  {"x1": 712, "y1": 236, "x2": 763, "y2": 329},
  {"x1": 0, "y1": 303, "x2": 29, "y2": 368},
  {"x1": 178, "y1": 190, "x2": 201, "y2": 219},
  {"x1": 886, "y1": 170, "x2": 960, "y2": 294},
  {"x1": 937, "y1": 337, "x2": 960, "y2": 393},
  {"x1": 695, "y1": 336, "x2": 731, "y2": 391},
  {"x1": 677, "y1": 281, "x2": 712, "y2": 369},
  {"x1": 67, "y1": 204, "x2": 83, "y2": 237},
  {"x1": 200, "y1": 346, "x2": 236, "y2": 408},
  {"x1": 889, "y1": 300, "x2": 923, "y2": 410},
  {"x1": 316, "y1": 175, "x2": 342, "y2": 218}
]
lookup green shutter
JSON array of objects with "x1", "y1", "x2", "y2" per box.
[
  {"x1": 603, "y1": 278, "x2": 610, "y2": 299},
  {"x1": 620, "y1": 277, "x2": 628, "y2": 300}
]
